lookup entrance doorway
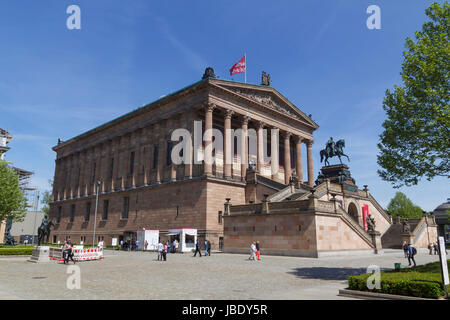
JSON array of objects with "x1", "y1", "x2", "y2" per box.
[{"x1": 348, "y1": 203, "x2": 359, "y2": 223}]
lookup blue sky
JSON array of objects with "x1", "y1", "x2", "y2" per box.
[{"x1": 1, "y1": 0, "x2": 448, "y2": 211}]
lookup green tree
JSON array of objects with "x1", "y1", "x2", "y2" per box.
[
  {"x1": 387, "y1": 192, "x2": 424, "y2": 219},
  {"x1": 0, "y1": 160, "x2": 27, "y2": 222},
  {"x1": 377, "y1": 2, "x2": 450, "y2": 187},
  {"x1": 40, "y1": 180, "x2": 53, "y2": 216}
]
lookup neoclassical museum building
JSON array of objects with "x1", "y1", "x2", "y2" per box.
[{"x1": 49, "y1": 68, "x2": 438, "y2": 255}]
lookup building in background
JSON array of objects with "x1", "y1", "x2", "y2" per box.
[
  {"x1": 0, "y1": 128, "x2": 35, "y2": 243},
  {"x1": 9, "y1": 211, "x2": 45, "y2": 244},
  {"x1": 432, "y1": 198, "x2": 450, "y2": 242},
  {"x1": 49, "y1": 68, "x2": 318, "y2": 248}
]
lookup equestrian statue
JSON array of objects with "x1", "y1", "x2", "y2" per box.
[
  {"x1": 37, "y1": 214, "x2": 55, "y2": 246},
  {"x1": 320, "y1": 137, "x2": 350, "y2": 166}
]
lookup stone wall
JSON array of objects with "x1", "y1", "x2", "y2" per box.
[{"x1": 223, "y1": 212, "x2": 318, "y2": 257}]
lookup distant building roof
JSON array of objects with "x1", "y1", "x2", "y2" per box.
[{"x1": 432, "y1": 198, "x2": 450, "y2": 225}]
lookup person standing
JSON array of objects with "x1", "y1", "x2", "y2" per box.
[
  {"x1": 157, "y1": 241, "x2": 163, "y2": 261},
  {"x1": 255, "y1": 241, "x2": 261, "y2": 261},
  {"x1": 163, "y1": 242, "x2": 168, "y2": 261},
  {"x1": 249, "y1": 242, "x2": 257, "y2": 261},
  {"x1": 433, "y1": 242, "x2": 439, "y2": 255},
  {"x1": 428, "y1": 243, "x2": 433, "y2": 255},
  {"x1": 175, "y1": 239, "x2": 179, "y2": 253},
  {"x1": 145, "y1": 240, "x2": 148, "y2": 251},
  {"x1": 172, "y1": 239, "x2": 177, "y2": 253},
  {"x1": 136, "y1": 240, "x2": 139, "y2": 251},
  {"x1": 207, "y1": 241, "x2": 211, "y2": 256},
  {"x1": 62, "y1": 240, "x2": 69, "y2": 262},
  {"x1": 402, "y1": 241, "x2": 408, "y2": 258},
  {"x1": 193, "y1": 239, "x2": 202, "y2": 257},
  {"x1": 407, "y1": 243, "x2": 417, "y2": 267}
]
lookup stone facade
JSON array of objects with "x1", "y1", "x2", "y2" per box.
[{"x1": 49, "y1": 75, "x2": 318, "y2": 248}]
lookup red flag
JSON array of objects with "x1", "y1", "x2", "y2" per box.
[
  {"x1": 229, "y1": 56, "x2": 246, "y2": 76},
  {"x1": 363, "y1": 205, "x2": 369, "y2": 231}
]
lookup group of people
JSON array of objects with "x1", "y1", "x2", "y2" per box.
[
  {"x1": 62, "y1": 240, "x2": 75, "y2": 264},
  {"x1": 249, "y1": 241, "x2": 261, "y2": 261},
  {"x1": 156, "y1": 239, "x2": 179, "y2": 261},
  {"x1": 193, "y1": 240, "x2": 211, "y2": 257},
  {"x1": 427, "y1": 241, "x2": 447, "y2": 255},
  {"x1": 120, "y1": 239, "x2": 141, "y2": 251}
]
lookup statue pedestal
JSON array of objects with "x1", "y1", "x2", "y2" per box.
[
  {"x1": 369, "y1": 231, "x2": 384, "y2": 254},
  {"x1": 28, "y1": 246, "x2": 50, "y2": 263}
]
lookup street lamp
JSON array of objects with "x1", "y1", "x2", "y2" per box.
[
  {"x1": 92, "y1": 180, "x2": 101, "y2": 248},
  {"x1": 32, "y1": 190, "x2": 39, "y2": 246}
]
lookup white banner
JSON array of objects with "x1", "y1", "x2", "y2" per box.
[{"x1": 438, "y1": 236, "x2": 449, "y2": 286}]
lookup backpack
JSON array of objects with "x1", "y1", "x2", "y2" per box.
[{"x1": 412, "y1": 246, "x2": 417, "y2": 256}]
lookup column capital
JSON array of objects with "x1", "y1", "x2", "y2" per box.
[
  {"x1": 294, "y1": 135, "x2": 304, "y2": 143},
  {"x1": 281, "y1": 131, "x2": 292, "y2": 140},
  {"x1": 240, "y1": 115, "x2": 250, "y2": 125},
  {"x1": 206, "y1": 103, "x2": 216, "y2": 112},
  {"x1": 224, "y1": 109, "x2": 234, "y2": 119},
  {"x1": 305, "y1": 139, "x2": 314, "y2": 146},
  {"x1": 256, "y1": 121, "x2": 265, "y2": 130}
]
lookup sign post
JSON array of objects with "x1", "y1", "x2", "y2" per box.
[
  {"x1": 438, "y1": 236, "x2": 449, "y2": 299},
  {"x1": 112, "y1": 238, "x2": 117, "y2": 256}
]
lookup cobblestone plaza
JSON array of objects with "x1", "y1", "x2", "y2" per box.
[{"x1": 0, "y1": 250, "x2": 441, "y2": 300}]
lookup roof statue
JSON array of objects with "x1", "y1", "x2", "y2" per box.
[{"x1": 261, "y1": 71, "x2": 271, "y2": 86}]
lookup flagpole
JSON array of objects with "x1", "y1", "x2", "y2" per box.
[{"x1": 244, "y1": 52, "x2": 247, "y2": 84}]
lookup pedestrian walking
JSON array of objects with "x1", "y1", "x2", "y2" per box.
[
  {"x1": 193, "y1": 239, "x2": 202, "y2": 257},
  {"x1": 145, "y1": 240, "x2": 148, "y2": 251},
  {"x1": 402, "y1": 241, "x2": 408, "y2": 258},
  {"x1": 433, "y1": 242, "x2": 439, "y2": 255},
  {"x1": 207, "y1": 241, "x2": 211, "y2": 256},
  {"x1": 255, "y1": 241, "x2": 261, "y2": 261},
  {"x1": 157, "y1": 241, "x2": 163, "y2": 261},
  {"x1": 62, "y1": 240, "x2": 69, "y2": 262},
  {"x1": 407, "y1": 243, "x2": 417, "y2": 267},
  {"x1": 249, "y1": 241, "x2": 257, "y2": 261},
  {"x1": 175, "y1": 239, "x2": 179, "y2": 253},
  {"x1": 136, "y1": 240, "x2": 139, "y2": 251},
  {"x1": 64, "y1": 242, "x2": 76, "y2": 264},
  {"x1": 204, "y1": 240, "x2": 209, "y2": 256},
  {"x1": 428, "y1": 243, "x2": 433, "y2": 255}
]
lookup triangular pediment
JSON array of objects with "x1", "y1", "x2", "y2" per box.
[{"x1": 212, "y1": 81, "x2": 318, "y2": 128}]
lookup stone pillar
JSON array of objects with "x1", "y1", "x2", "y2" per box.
[
  {"x1": 283, "y1": 132, "x2": 292, "y2": 185},
  {"x1": 78, "y1": 152, "x2": 85, "y2": 197},
  {"x1": 369, "y1": 231, "x2": 383, "y2": 254},
  {"x1": 256, "y1": 121, "x2": 265, "y2": 173},
  {"x1": 240, "y1": 116, "x2": 249, "y2": 181},
  {"x1": 295, "y1": 136, "x2": 303, "y2": 182},
  {"x1": 224, "y1": 109, "x2": 234, "y2": 179},
  {"x1": 270, "y1": 127, "x2": 279, "y2": 181},
  {"x1": 306, "y1": 140, "x2": 314, "y2": 187},
  {"x1": 184, "y1": 115, "x2": 194, "y2": 180},
  {"x1": 156, "y1": 126, "x2": 166, "y2": 184},
  {"x1": 204, "y1": 103, "x2": 215, "y2": 176},
  {"x1": 112, "y1": 137, "x2": 120, "y2": 191}
]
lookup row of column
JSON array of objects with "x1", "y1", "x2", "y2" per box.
[{"x1": 204, "y1": 103, "x2": 314, "y2": 187}]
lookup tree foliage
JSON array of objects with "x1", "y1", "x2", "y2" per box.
[
  {"x1": 387, "y1": 192, "x2": 424, "y2": 219},
  {"x1": 40, "y1": 179, "x2": 53, "y2": 216},
  {"x1": 377, "y1": 2, "x2": 450, "y2": 187},
  {"x1": 0, "y1": 160, "x2": 27, "y2": 222}
]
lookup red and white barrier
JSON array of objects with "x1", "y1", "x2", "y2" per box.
[{"x1": 49, "y1": 247, "x2": 104, "y2": 262}]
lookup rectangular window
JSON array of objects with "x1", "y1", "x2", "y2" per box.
[
  {"x1": 129, "y1": 151, "x2": 135, "y2": 175},
  {"x1": 166, "y1": 141, "x2": 173, "y2": 166},
  {"x1": 110, "y1": 158, "x2": 114, "y2": 179},
  {"x1": 70, "y1": 204, "x2": 75, "y2": 222},
  {"x1": 122, "y1": 197, "x2": 129, "y2": 219},
  {"x1": 57, "y1": 206, "x2": 62, "y2": 223},
  {"x1": 153, "y1": 146, "x2": 159, "y2": 169},
  {"x1": 218, "y1": 211, "x2": 222, "y2": 224},
  {"x1": 102, "y1": 200, "x2": 109, "y2": 220},
  {"x1": 85, "y1": 202, "x2": 91, "y2": 221}
]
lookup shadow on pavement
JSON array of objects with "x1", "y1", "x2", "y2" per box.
[{"x1": 288, "y1": 267, "x2": 389, "y2": 281}]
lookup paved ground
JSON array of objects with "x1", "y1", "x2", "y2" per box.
[{"x1": 0, "y1": 249, "x2": 441, "y2": 300}]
